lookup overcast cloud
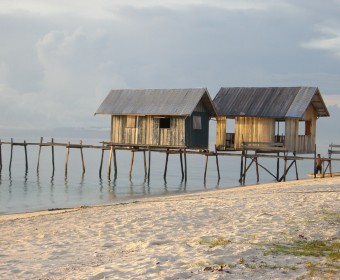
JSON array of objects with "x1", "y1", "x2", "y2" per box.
[{"x1": 1, "y1": 0, "x2": 340, "y2": 145}]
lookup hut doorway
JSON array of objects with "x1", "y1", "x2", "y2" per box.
[
  {"x1": 226, "y1": 118, "x2": 235, "y2": 148},
  {"x1": 275, "y1": 121, "x2": 285, "y2": 144}
]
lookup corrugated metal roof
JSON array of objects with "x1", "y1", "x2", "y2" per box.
[
  {"x1": 213, "y1": 87, "x2": 329, "y2": 118},
  {"x1": 95, "y1": 88, "x2": 217, "y2": 117}
]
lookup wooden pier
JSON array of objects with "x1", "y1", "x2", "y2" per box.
[
  {"x1": 0, "y1": 138, "x2": 221, "y2": 182},
  {"x1": 0, "y1": 138, "x2": 338, "y2": 184}
]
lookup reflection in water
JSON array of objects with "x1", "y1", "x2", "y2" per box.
[{"x1": 1, "y1": 140, "x2": 272, "y2": 215}]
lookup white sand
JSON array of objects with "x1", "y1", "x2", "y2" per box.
[{"x1": 0, "y1": 177, "x2": 339, "y2": 279}]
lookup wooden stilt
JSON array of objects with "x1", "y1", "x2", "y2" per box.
[
  {"x1": 80, "y1": 140, "x2": 85, "y2": 174},
  {"x1": 242, "y1": 150, "x2": 248, "y2": 184},
  {"x1": 239, "y1": 150, "x2": 244, "y2": 183},
  {"x1": 24, "y1": 140, "x2": 28, "y2": 173},
  {"x1": 9, "y1": 138, "x2": 13, "y2": 172},
  {"x1": 276, "y1": 152, "x2": 280, "y2": 181},
  {"x1": 255, "y1": 156, "x2": 259, "y2": 182},
  {"x1": 143, "y1": 150, "x2": 147, "y2": 180},
  {"x1": 278, "y1": 158, "x2": 295, "y2": 182},
  {"x1": 184, "y1": 148, "x2": 187, "y2": 182},
  {"x1": 51, "y1": 138, "x2": 55, "y2": 176},
  {"x1": 130, "y1": 150, "x2": 135, "y2": 178},
  {"x1": 113, "y1": 149, "x2": 117, "y2": 179},
  {"x1": 37, "y1": 137, "x2": 43, "y2": 173},
  {"x1": 147, "y1": 147, "x2": 151, "y2": 182},
  {"x1": 215, "y1": 153, "x2": 220, "y2": 181},
  {"x1": 314, "y1": 144, "x2": 317, "y2": 178},
  {"x1": 164, "y1": 149, "x2": 169, "y2": 179},
  {"x1": 179, "y1": 150, "x2": 184, "y2": 179},
  {"x1": 283, "y1": 153, "x2": 287, "y2": 182},
  {"x1": 204, "y1": 154, "x2": 208, "y2": 181},
  {"x1": 108, "y1": 146, "x2": 113, "y2": 180},
  {"x1": 65, "y1": 141, "x2": 70, "y2": 177},
  {"x1": 293, "y1": 152, "x2": 299, "y2": 180},
  {"x1": 99, "y1": 143, "x2": 105, "y2": 178}
]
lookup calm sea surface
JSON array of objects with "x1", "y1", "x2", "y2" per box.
[{"x1": 0, "y1": 137, "x2": 330, "y2": 214}]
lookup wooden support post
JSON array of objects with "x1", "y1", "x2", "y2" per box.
[
  {"x1": 163, "y1": 149, "x2": 169, "y2": 179},
  {"x1": 130, "y1": 150, "x2": 135, "y2": 178},
  {"x1": 283, "y1": 153, "x2": 287, "y2": 182},
  {"x1": 239, "y1": 150, "x2": 244, "y2": 183},
  {"x1": 80, "y1": 140, "x2": 85, "y2": 174},
  {"x1": 65, "y1": 141, "x2": 70, "y2": 177},
  {"x1": 51, "y1": 138, "x2": 55, "y2": 175},
  {"x1": 147, "y1": 147, "x2": 151, "y2": 182},
  {"x1": 143, "y1": 150, "x2": 147, "y2": 180},
  {"x1": 113, "y1": 149, "x2": 117, "y2": 179},
  {"x1": 204, "y1": 154, "x2": 208, "y2": 181},
  {"x1": 314, "y1": 144, "x2": 317, "y2": 178},
  {"x1": 99, "y1": 143, "x2": 105, "y2": 178},
  {"x1": 184, "y1": 148, "x2": 187, "y2": 182},
  {"x1": 293, "y1": 152, "x2": 299, "y2": 180},
  {"x1": 108, "y1": 146, "x2": 113, "y2": 180},
  {"x1": 215, "y1": 153, "x2": 220, "y2": 181},
  {"x1": 24, "y1": 140, "x2": 28, "y2": 173},
  {"x1": 179, "y1": 150, "x2": 184, "y2": 180},
  {"x1": 255, "y1": 156, "x2": 259, "y2": 183},
  {"x1": 9, "y1": 138, "x2": 13, "y2": 172},
  {"x1": 276, "y1": 152, "x2": 280, "y2": 181},
  {"x1": 242, "y1": 150, "x2": 248, "y2": 185},
  {"x1": 37, "y1": 137, "x2": 43, "y2": 173}
]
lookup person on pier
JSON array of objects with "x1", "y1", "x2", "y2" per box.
[{"x1": 315, "y1": 154, "x2": 323, "y2": 174}]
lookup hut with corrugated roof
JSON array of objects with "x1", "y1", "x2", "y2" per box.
[
  {"x1": 213, "y1": 87, "x2": 329, "y2": 154},
  {"x1": 95, "y1": 88, "x2": 217, "y2": 149}
]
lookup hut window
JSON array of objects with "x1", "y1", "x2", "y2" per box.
[
  {"x1": 126, "y1": 116, "x2": 137, "y2": 128},
  {"x1": 193, "y1": 115, "x2": 202, "y2": 130},
  {"x1": 299, "y1": 121, "x2": 311, "y2": 135},
  {"x1": 159, "y1": 117, "x2": 171, "y2": 129}
]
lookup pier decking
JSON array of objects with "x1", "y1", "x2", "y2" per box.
[{"x1": 0, "y1": 138, "x2": 338, "y2": 184}]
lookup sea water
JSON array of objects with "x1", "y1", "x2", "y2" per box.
[{"x1": 0, "y1": 137, "x2": 330, "y2": 214}]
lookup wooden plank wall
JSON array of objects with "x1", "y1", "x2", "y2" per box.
[
  {"x1": 111, "y1": 115, "x2": 186, "y2": 146},
  {"x1": 234, "y1": 117, "x2": 275, "y2": 149},
  {"x1": 215, "y1": 116, "x2": 226, "y2": 148},
  {"x1": 296, "y1": 104, "x2": 317, "y2": 153}
]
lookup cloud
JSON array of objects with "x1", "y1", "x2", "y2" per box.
[
  {"x1": 1, "y1": 0, "x2": 340, "y2": 133},
  {"x1": 0, "y1": 0, "x2": 269, "y2": 19},
  {"x1": 301, "y1": 26, "x2": 340, "y2": 59}
]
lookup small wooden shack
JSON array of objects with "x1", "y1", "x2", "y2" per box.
[
  {"x1": 95, "y1": 88, "x2": 217, "y2": 149},
  {"x1": 214, "y1": 87, "x2": 329, "y2": 154}
]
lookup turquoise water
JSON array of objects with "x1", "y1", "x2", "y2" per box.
[{"x1": 0, "y1": 137, "x2": 322, "y2": 214}]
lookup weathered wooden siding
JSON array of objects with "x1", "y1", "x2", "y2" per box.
[
  {"x1": 285, "y1": 118, "x2": 299, "y2": 152},
  {"x1": 234, "y1": 117, "x2": 275, "y2": 149},
  {"x1": 216, "y1": 116, "x2": 226, "y2": 148},
  {"x1": 111, "y1": 115, "x2": 186, "y2": 146},
  {"x1": 284, "y1": 105, "x2": 317, "y2": 153},
  {"x1": 296, "y1": 104, "x2": 317, "y2": 153}
]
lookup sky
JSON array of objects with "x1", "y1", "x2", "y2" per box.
[{"x1": 1, "y1": 0, "x2": 340, "y2": 146}]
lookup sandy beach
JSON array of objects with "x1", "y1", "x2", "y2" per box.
[{"x1": 0, "y1": 177, "x2": 339, "y2": 279}]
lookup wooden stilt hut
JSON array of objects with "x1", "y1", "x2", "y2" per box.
[
  {"x1": 95, "y1": 88, "x2": 217, "y2": 149},
  {"x1": 213, "y1": 87, "x2": 329, "y2": 154}
]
